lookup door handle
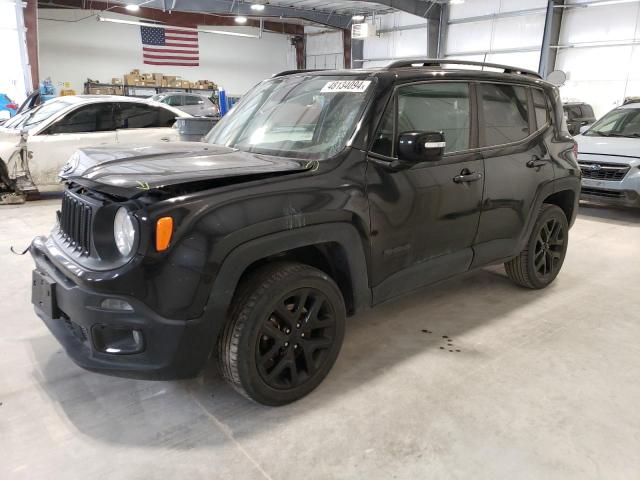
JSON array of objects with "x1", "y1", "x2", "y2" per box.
[
  {"x1": 526, "y1": 155, "x2": 548, "y2": 168},
  {"x1": 453, "y1": 170, "x2": 483, "y2": 183},
  {"x1": 160, "y1": 137, "x2": 170, "y2": 142}
]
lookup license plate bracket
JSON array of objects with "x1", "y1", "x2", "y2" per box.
[{"x1": 32, "y1": 270, "x2": 60, "y2": 319}]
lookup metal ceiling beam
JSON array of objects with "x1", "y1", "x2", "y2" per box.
[
  {"x1": 365, "y1": 0, "x2": 440, "y2": 19},
  {"x1": 141, "y1": 0, "x2": 353, "y2": 29}
]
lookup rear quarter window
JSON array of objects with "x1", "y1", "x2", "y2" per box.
[{"x1": 479, "y1": 83, "x2": 529, "y2": 147}]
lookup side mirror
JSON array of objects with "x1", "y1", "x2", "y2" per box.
[
  {"x1": 397, "y1": 131, "x2": 445, "y2": 164},
  {"x1": 579, "y1": 124, "x2": 590, "y2": 134}
]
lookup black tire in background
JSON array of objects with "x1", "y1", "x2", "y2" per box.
[
  {"x1": 505, "y1": 204, "x2": 569, "y2": 289},
  {"x1": 218, "y1": 262, "x2": 346, "y2": 406}
]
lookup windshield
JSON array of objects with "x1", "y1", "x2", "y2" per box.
[
  {"x1": 21, "y1": 99, "x2": 76, "y2": 131},
  {"x1": 584, "y1": 107, "x2": 640, "y2": 138},
  {"x1": 205, "y1": 75, "x2": 374, "y2": 160}
]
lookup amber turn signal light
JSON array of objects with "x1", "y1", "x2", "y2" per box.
[{"x1": 155, "y1": 217, "x2": 173, "y2": 252}]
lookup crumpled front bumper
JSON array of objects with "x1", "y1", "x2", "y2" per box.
[{"x1": 30, "y1": 236, "x2": 215, "y2": 380}]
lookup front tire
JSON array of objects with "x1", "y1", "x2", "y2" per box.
[
  {"x1": 505, "y1": 204, "x2": 569, "y2": 289},
  {"x1": 218, "y1": 262, "x2": 346, "y2": 406}
]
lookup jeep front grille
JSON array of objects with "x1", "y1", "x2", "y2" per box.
[
  {"x1": 59, "y1": 190, "x2": 93, "y2": 255},
  {"x1": 579, "y1": 161, "x2": 630, "y2": 181}
]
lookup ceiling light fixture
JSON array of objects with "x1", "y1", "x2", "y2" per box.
[
  {"x1": 450, "y1": 0, "x2": 465, "y2": 4},
  {"x1": 235, "y1": 15, "x2": 248, "y2": 23},
  {"x1": 125, "y1": 3, "x2": 140, "y2": 11},
  {"x1": 251, "y1": 4, "x2": 265, "y2": 11},
  {"x1": 96, "y1": 16, "x2": 259, "y2": 38},
  {"x1": 352, "y1": 14, "x2": 365, "y2": 21}
]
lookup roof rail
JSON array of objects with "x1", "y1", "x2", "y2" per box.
[
  {"x1": 272, "y1": 69, "x2": 325, "y2": 78},
  {"x1": 386, "y1": 58, "x2": 541, "y2": 79}
]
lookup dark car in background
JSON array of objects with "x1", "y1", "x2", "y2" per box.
[
  {"x1": 563, "y1": 102, "x2": 596, "y2": 135},
  {"x1": 30, "y1": 60, "x2": 580, "y2": 405}
]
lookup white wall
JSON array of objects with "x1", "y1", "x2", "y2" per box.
[
  {"x1": 38, "y1": 9, "x2": 296, "y2": 96},
  {"x1": 0, "y1": 0, "x2": 30, "y2": 104},
  {"x1": 446, "y1": 0, "x2": 547, "y2": 72},
  {"x1": 362, "y1": 12, "x2": 430, "y2": 68},
  {"x1": 556, "y1": 1, "x2": 640, "y2": 117},
  {"x1": 305, "y1": 26, "x2": 344, "y2": 69}
]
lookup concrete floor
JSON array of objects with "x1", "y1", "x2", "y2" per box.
[{"x1": 2, "y1": 198, "x2": 640, "y2": 480}]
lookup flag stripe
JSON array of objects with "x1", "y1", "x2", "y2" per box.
[
  {"x1": 143, "y1": 60, "x2": 200, "y2": 66},
  {"x1": 165, "y1": 41, "x2": 198, "y2": 47},
  {"x1": 165, "y1": 37, "x2": 198, "y2": 43},
  {"x1": 143, "y1": 47, "x2": 198, "y2": 54},
  {"x1": 165, "y1": 28, "x2": 197, "y2": 36},
  {"x1": 144, "y1": 53, "x2": 199, "y2": 60}
]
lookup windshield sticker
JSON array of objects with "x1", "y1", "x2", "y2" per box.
[{"x1": 321, "y1": 80, "x2": 371, "y2": 93}]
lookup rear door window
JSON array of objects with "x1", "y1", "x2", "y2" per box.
[
  {"x1": 165, "y1": 95, "x2": 184, "y2": 107},
  {"x1": 117, "y1": 103, "x2": 161, "y2": 129},
  {"x1": 48, "y1": 103, "x2": 115, "y2": 134},
  {"x1": 185, "y1": 95, "x2": 203, "y2": 106},
  {"x1": 479, "y1": 83, "x2": 529, "y2": 147}
]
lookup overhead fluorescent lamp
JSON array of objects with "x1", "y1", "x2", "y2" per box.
[
  {"x1": 96, "y1": 16, "x2": 259, "y2": 38},
  {"x1": 352, "y1": 14, "x2": 365, "y2": 21},
  {"x1": 588, "y1": 0, "x2": 636, "y2": 6},
  {"x1": 251, "y1": 4, "x2": 265, "y2": 11},
  {"x1": 125, "y1": 4, "x2": 140, "y2": 11},
  {"x1": 450, "y1": 0, "x2": 465, "y2": 4}
]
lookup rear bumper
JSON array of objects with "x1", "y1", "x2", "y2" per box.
[{"x1": 30, "y1": 237, "x2": 215, "y2": 380}]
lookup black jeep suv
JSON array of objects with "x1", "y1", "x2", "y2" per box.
[{"x1": 30, "y1": 60, "x2": 580, "y2": 405}]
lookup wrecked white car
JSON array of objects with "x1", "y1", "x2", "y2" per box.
[{"x1": 0, "y1": 95, "x2": 188, "y2": 202}]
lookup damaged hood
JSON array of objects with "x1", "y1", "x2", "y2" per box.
[{"x1": 61, "y1": 142, "x2": 316, "y2": 198}]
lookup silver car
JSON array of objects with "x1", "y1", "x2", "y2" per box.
[
  {"x1": 151, "y1": 92, "x2": 219, "y2": 117},
  {"x1": 575, "y1": 102, "x2": 640, "y2": 208}
]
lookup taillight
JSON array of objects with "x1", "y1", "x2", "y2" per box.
[
  {"x1": 6, "y1": 103, "x2": 17, "y2": 110},
  {"x1": 572, "y1": 142, "x2": 578, "y2": 159}
]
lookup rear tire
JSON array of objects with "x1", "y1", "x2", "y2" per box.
[
  {"x1": 505, "y1": 204, "x2": 569, "y2": 289},
  {"x1": 218, "y1": 262, "x2": 346, "y2": 406}
]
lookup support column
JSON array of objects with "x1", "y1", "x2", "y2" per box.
[
  {"x1": 539, "y1": 0, "x2": 564, "y2": 78},
  {"x1": 293, "y1": 35, "x2": 305, "y2": 69},
  {"x1": 24, "y1": 0, "x2": 39, "y2": 90},
  {"x1": 437, "y1": 2, "x2": 449, "y2": 58},
  {"x1": 342, "y1": 29, "x2": 352, "y2": 68}
]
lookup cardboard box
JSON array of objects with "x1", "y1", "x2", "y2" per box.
[
  {"x1": 124, "y1": 74, "x2": 139, "y2": 85},
  {"x1": 111, "y1": 77, "x2": 123, "y2": 85}
]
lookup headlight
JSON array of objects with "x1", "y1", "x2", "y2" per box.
[{"x1": 113, "y1": 207, "x2": 136, "y2": 256}]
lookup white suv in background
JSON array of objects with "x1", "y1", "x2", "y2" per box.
[
  {"x1": 575, "y1": 102, "x2": 640, "y2": 208},
  {"x1": 0, "y1": 95, "x2": 188, "y2": 196}
]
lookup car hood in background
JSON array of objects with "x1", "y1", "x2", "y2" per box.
[
  {"x1": 61, "y1": 142, "x2": 316, "y2": 198},
  {"x1": 575, "y1": 134, "x2": 640, "y2": 163}
]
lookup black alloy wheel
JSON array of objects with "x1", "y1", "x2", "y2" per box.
[
  {"x1": 533, "y1": 216, "x2": 565, "y2": 279},
  {"x1": 219, "y1": 262, "x2": 345, "y2": 406},
  {"x1": 505, "y1": 204, "x2": 569, "y2": 289},
  {"x1": 256, "y1": 288, "x2": 337, "y2": 390}
]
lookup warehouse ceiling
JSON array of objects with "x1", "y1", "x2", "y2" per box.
[{"x1": 103, "y1": 0, "x2": 442, "y2": 29}]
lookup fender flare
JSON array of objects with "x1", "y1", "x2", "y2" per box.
[{"x1": 202, "y1": 222, "x2": 372, "y2": 335}]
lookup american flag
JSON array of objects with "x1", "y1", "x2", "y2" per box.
[{"x1": 140, "y1": 25, "x2": 199, "y2": 67}]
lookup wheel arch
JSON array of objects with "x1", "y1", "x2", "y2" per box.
[
  {"x1": 543, "y1": 188, "x2": 579, "y2": 227},
  {"x1": 203, "y1": 223, "x2": 371, "y2": 341}
]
